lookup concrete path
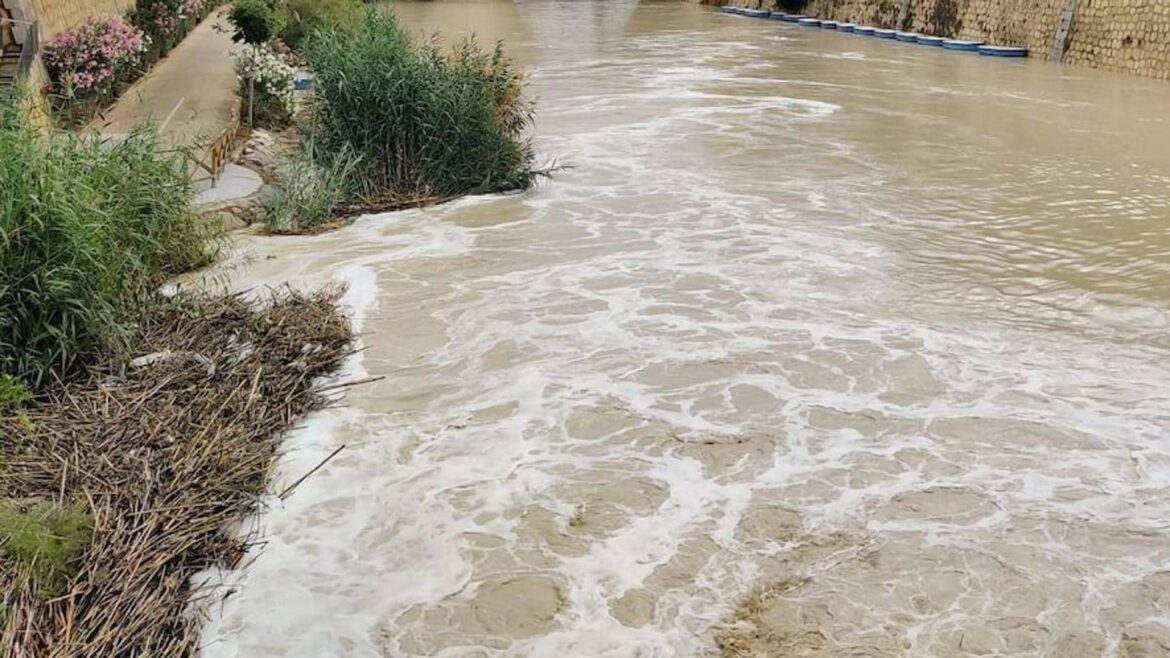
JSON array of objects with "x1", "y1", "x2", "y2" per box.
[{"x1": 100, "y1": 10, "x2": 238, "y2": 156}]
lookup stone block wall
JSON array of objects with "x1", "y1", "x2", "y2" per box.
[
  {"x1": 1063, "y1": 0, "x2": 1170, "y2": 78},
  {"x1": 9, "y1": 0, "x2": 135, "y2": 42},
  {"x1": 713, "y1": 0, "x2": 1170, "y2": 81}
]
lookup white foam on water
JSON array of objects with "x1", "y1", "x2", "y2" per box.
[{"x1": 198, "y1": 2, "x2": 1170, "y2": 656}]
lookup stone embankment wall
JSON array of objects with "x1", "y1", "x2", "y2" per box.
[
  {"x1": 710, "y1": 0, "x2": 1170, "y2": 81},
  {"x1": 8, "y1": 0, "x2": 135, "y2": 42}
]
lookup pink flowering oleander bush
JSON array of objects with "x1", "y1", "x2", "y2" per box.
[
  {"x1": 42, "y1": 16, "x2": 149, "y2": 100},
  {"x1": 134, "y1": 0, "x2": 217, "y2": 54}
]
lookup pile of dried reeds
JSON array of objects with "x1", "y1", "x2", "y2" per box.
[{"x1": 1, "y1": 289, "x2": 354, "y2": 657}]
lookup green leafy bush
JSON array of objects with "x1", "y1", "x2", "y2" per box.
[
  {"x1": 228, "y1": 0, "x2": 285, "y2": 44},
  {"x1": 0, "y1": 91, "x2": 214, "y2": 389},
  {"x1": 304, "y1": 11, "x2": 539, "y2": 209},
  {"x1": 280, "y1": 0, "x2": 361, "y2": 50}
]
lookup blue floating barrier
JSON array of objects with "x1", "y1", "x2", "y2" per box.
[
  {"x1": 769, "y1": 12, "x2": 788, "y2": 20},
  {"x1": 838, "y1": 23, "x2": 856, "y2": 32},
  {"x1": 780, "y1": 14, "x2": 804, "y2": 22},
  {"x1": 895, "y1": 31, "x2": 920, "y2": 42},
  {"x1": 742, "y1": 8, "x2": 770, "y2": 18},
  {"x1": 873, "y1": 28, "x2": 897, "y2": 39},
  {"x1": 820, "y1": 20, "x2": 839, "y2": 29},
  {"x1": 978, "y1": 45, "x2": 1029, "y2": 57},
  {"x1": 853, "y1": 25, "x2": 876, "y2": 35},
  {"x1": 943, "y1": 39, "x2": 983, "y2": 51},
  {"x1": 917, "y1": 35, "x2": 945, "y2": 46},
  {"x1": 798, "y1": 17, "x2": 821, "y2": 26},
  {"x1": 719, "y1": 5, "x2": 737, "y2": 13}
]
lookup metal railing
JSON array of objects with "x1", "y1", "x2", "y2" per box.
[{"x1": 1, "y1": 17, "x2": 38, "y2": 82}]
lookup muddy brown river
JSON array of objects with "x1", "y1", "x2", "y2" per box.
[{"x1": 200, "y1": 2, "x2": 1170, "y2": 656}]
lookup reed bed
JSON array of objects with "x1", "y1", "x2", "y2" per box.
[
  {"x1": 275, "y1": 11, "x2": 539, "y2": 229},
  {"x1": 0, "y1": 90, "x2": 213, "y2": 391},
  {"x1": 1, "y1": 289, "x2": 354, "y2": 657}
]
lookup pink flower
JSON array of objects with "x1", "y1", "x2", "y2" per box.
[{"x1": 43, "y1": 15, "x2": 149, "y2": 96}]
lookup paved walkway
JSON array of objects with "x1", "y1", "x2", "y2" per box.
[{"x1": 101, "y1": 10, "x2": 238, "y2": 167}]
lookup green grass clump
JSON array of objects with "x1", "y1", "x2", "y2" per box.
[
  {"x1": 264, "y1": 139, "x2": 361, "y2": 232},
  {"x1": 0, "y1": 500, "x2": 92, "y2": 598},
  {"x1": 0, "y1": 375, "x2": 31, "y2": 415},
  {"x1": 304, "y1": 11, "x2": 539, "y2": 209},
  {"x1": 0, "y1": 90, "x2": 214, "y2": 389}
]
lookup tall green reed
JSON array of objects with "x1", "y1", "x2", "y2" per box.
[
  {"x1": 303, "y1": 11, "x2": 539, "y2": 209},
  {"x1": 0, "y1": 91, "x2": 214, "y2": 389}
]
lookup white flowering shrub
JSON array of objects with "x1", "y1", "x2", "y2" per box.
[{"x1": 231, "y1": 43, "x2": 296, "y2": 122}]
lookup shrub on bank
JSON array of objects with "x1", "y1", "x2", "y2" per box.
[
  {"x1": 280, "y1": 0, "x2": 361, "y2": 49},
  {"x1": 232, "y1": 42, "x2": 296, "y2": 127},
  {"x1": 0, "y1": 93, "x2": 214, "y2": 390},
  {"x1": 228, "y1": 0, "x2": 286, "y2": 44},
  {"x1": 133, "y1": 0, "x2": 218, "y2": 54},
  {"x1": 41, "y1": 16, "x2": 150, "y2": 109},
  {"x1": 303, "y1": 12, "x2": 539, "y2": 209}
]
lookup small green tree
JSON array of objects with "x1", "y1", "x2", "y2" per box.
[{"x1": 228, "y1": 0, "x2": 286, "y2": 44}]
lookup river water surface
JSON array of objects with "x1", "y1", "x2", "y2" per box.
[{"x1": 201, "y1": 2, "x2": 1170, "y2": 656}]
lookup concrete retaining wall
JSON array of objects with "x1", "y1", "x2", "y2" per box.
[{"x1": 713, "y1": 0, "x2": 1170, "y2": 81}]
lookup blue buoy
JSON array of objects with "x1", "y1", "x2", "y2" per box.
[
  {"x1": 917, "y1": 35, "x2": 945, "y2": 46},
  {"x1": 742, "y1": 8, "x2": 770, "y2": 18},
  {"x1": 943, "y1": 39, "x2": 983, "y2": 51},
  {"x1": 719, "y1": 5, "x2": 737, "y2": 14},
  {"x1": 838, "y1": 23, "x2": 856, "y2": 32},
  {"x1": 820, "y1": 20, "x2": 839, "y2": 29},
  {"x1": 895, "y1": 31, "x2": 920, "y2": 42},
  {"x1": 798, "y1": 17, "x2": 822, "y2": 27},
  {"x1": 978, "y1": 45, "x2": 1029, "y2": 57},
  {"x1": 780, "y1": 14, "x2": 804, "y2": 22},
  {"x1": 873, "y1": 28, "x2": 897, "y2": 39},
  {"x1": 854, "y1": 26, "x2": 876, "y2": 35}
]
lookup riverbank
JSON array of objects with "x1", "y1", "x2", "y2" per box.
[{"x1": 1, "y1": 291, "x2": 353, "y2": 655}]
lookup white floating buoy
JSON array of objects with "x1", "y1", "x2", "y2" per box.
[
  {"x1": 977, "y1": 45, "x2": 1029, "y2": 57},
  {"x1": 942, "y1": 39, "x2": 983, "y2": 51}
]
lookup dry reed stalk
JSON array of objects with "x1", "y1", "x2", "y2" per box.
[{"x1": 1, "y1": 289, "x2": 354, "y2": 657}]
